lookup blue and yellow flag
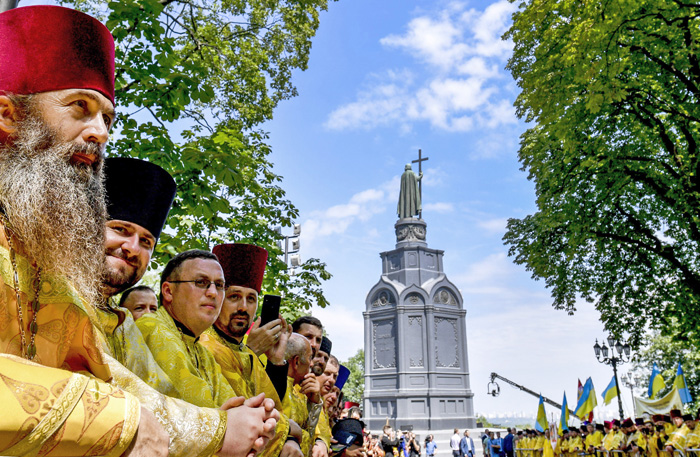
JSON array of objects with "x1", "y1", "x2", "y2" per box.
[
  {"x1": 559, "y1": 392, "x2": 569, "y2": 434},
  {"x1": 536, "y1": 395, "x2": 547, "y2": 432},
  {"x1": 601, "y1": 376, "x2": 618, "y2": 406},
  {"x1": 574, "y1": 377, "x2": 597, "y2": 418},
  {"x1": 674, "y1": 362, "x2": 692, "y2": 404},
  {"x1": 648, "y1": 363, "x2": 666, "y2": 399}
]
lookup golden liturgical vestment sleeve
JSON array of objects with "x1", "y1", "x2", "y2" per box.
[
  {"x1": 136, "y1": 306, "x2": 236, "y2": 408},
  {"x1": 283, "y1": 377, "x2": 313, "y2": 456},
  {"x1": 0, "y1": 229, "x2": 138, "y2": 456},
  {"x1": 96, "y1": 306, "x2": 228, "y2": 457},
  {"x1": 0, "y1": 353, "x2": 139, "y2": 456},
  {"x1": 200, "y1": 328, "x2": 291, "y2": 457}
]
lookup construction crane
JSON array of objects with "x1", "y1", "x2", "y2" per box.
[{"x1": 488, "y1": 372, "x2": 579, "y2": 419}]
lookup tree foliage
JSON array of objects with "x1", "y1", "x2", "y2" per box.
[
  {"x1": 341, "y1": 349, "x2": 364, "y2": 404},
  {"x1": 504, "y1": 0, "x2": 700, "y2": 346},
  {"x1": 57, "y1": 0, "x2": 334, "y2": 312},
  {"x1": 629, "y1": 325, "x2": 700, "y2": 413}
]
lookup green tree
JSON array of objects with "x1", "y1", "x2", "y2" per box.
[
  {"x1": 503, "y1": 0, "x2": 700, "y2": 346},
  {"x1": 341, "y1": 349, "x2": 364, "y2": 404},
  {"x1": 58, "y1": 0, "x2": 334, "y2": 313},
  {"x1": 628, "y1": 325, "x2": 700, "y2": 412}
]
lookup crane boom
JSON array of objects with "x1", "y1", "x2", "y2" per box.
[{"x1": 489, "y1": 372, "x2": 579, "y2": 419}]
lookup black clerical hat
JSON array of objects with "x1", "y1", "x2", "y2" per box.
[
  {"x1": 105, "y1": 157, "x2": 176, "y2": 240},
  {"x1": 321, "y1": 336, "x2": 332, "y2": 355},
  {"x1": 331, "y1": 418, "x2": 365, "y2": 453}
]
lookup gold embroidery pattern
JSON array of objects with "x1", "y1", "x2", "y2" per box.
[
  {"x1": 1, "y1": 373, "x2": 88, "y2": 456},
  {"x1": 0, "y1": 372, "x2": 50, "y2": 413},
  {"x1": 104, "y1": 353, "x2": 228, "y2": 457},
  {"x1": 79, "y1": 381, "x2": 111, "y2": 439}
]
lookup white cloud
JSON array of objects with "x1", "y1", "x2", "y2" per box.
[
  {"x1": 326, "y1": 0, "x2": 519, "y2": 133},
  {"x1": 380, "y1": 13, "x2": 470, "y2": 71},
  {"x1": 302, "y1": 177, "x2": 399, "y2": 242}
]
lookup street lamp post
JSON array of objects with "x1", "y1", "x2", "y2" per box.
[
  {"x1": 593, "y1": 336, "x2": 631, "y2": 421},
  {"x1": 277, "y1": 224, "x2": 301, "y2": 274}
]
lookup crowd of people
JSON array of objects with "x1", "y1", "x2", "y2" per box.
[
  {"x1": 480, "y1": 410, "x2": 700, "y2": 457},
  {"x1": 0, "y1": 5, "x2": 366, "y2": 457}
]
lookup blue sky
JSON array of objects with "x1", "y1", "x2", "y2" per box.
[
  {"x1": 264, "y1": 0, "x2": 645, "y2": 420},
  {"x1": 17, "y1": 0, "x2": 650, "y2": 420}
]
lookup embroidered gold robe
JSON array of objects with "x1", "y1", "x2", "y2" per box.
[
  {"x1": 282, "y1": 377, "x2": 314, "y2": 456},
  {"x1": 136, "y1": 306, "x2": 235, "y2": 407},
  {"x1": 314, "y1": 408, "x2": 332, "y2": 452},
  {"x1": 96, "y1": 305, "x2": 227, "y2": 456},
  {"x1": 0, "y1": 230, "x2": 137, "y2": 456},
  {"x1": 666, "y1": 424, "x2": 690, "y2": 450},
  {"x1": 200, "y1": 327, "x2": 291, "y2": 457}
]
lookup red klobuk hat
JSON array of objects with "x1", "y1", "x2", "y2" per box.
[
  {"x1": 213, "y1": 244, "x2": 268, "y2": 293},
  {"x1": 670, "y1": 409, "x2": 683, "y2": 419},
  {"x1": 0, "y1": 6, "x2": 115, "y2": 103}
]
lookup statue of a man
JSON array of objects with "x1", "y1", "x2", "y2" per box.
[{"x1": 397, "y1": 163, "x2": 423, "y2": 219}]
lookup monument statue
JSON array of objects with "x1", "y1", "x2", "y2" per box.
[{"x1": 397, "y1": 164, "x2": 423, "y2": 219}]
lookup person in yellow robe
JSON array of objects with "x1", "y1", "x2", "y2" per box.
[
  {"x1": 684, "y1": 415, "x2": 700, "y2": 456},
  {"x1": 292, "y1": 315, "x2": 332, "y2": 457},
  {"x1": 0, "y1": 6, "x2": 169, "y2": 454},
  {"x1": 314, "y1": 355, "x2": 340, "y2": 455},
  {"x1": 283, "y1": 333, "x2": 323, "y2": 456},
  {"x1": 543, "y1": 430, "x2": 554, "y2": 457},
  {"x1": 585, "y1": 424, "x2": 604, "y2": 453},
  {"x1": 137, "y1": 249, "x2": 239, "y2": 407},
  {"x1": 665, "y1": 413, "x2": 691, "y2": 454},
  {"x1": 200, "y1": 243, "x2": 304, "y2": 457},
  {"x1": 95, "y1": 158, "x2": 278, "y2": 457}
]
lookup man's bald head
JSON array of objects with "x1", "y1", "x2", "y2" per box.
[{"x1": 286, "y1": 333, "x2": 311, "y2": 384}]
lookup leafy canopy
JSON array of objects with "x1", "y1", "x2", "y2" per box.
[
  {"x1": 504, "y1": 0, "x2": 700, "y2": 346},
  {"x1": 341, "y1": 349, "x2": 364, "y2": 404},
  {"x1": 59, "y1": 0, "x2": 334, "y2": 313}
]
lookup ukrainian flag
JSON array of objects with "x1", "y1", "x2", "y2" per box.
[
  {"x1": 601, "y1": 376, "x2": 618, "y2": 406},
  {"x1": 574, "y1": 377, "x2": 597, "y2": 418},
  {"x1": 674, "y1": 362, "x2": 692, "y2": 404},
  {"x1": 536, "y1": 395, "x2": 547, "y2": 432},
  {"x1": 648, "y1": 362, "x2": 666, "y2": 399},
  {"x1": 559, "y1": 392, "x2": 569, "y2": 434}
]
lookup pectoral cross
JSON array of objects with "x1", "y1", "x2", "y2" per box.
[{"x1": 412, "y1": 149, "x2": 429, "y2": 219}]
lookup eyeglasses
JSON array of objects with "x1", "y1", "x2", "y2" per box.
[{"x1": 168, "y1": 278, "x2": 225, "y2": 291}]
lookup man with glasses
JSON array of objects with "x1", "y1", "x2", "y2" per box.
[{"x1": 137, "y1": 249, "x2": 241, "y2": 408}]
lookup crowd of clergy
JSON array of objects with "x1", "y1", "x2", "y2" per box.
[
  {"x1": 511, "y1": 410, "x2": 700, "y2": 457},
  {"x1": 0, "y1": 5, "x2": 365, "y2": 457}
]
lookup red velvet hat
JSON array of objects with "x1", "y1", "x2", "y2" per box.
[
  {"x1": 213, "y1": 244, "x2": 268, "y2": 292},
  {"x1": 0, "y1": 6, "x2": 115, "y2": 103}
]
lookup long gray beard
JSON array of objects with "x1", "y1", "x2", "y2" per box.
[{"x1": 0, "y1": 113, "x2": 107, "y2": 307}]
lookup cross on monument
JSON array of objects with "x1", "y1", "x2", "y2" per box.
[{"x1": 412, "y1": 149, "x2": 429, "y2": 219}]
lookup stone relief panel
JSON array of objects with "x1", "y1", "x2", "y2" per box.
[
  {"x1": 373, "y1": 319, "x2": 397, "y2": 369},
  {"x1": 405, "y1": 293, "x2": 425, "y2": 306},
  {"x1": 433, "y1": 288, "x2": 458, "y2": 306},
  {"x1": 388, "y1": 255, "x2": 401, "y2": 271},
  {"x1": 396, "y1": 224, "x2": 426, "y2": 242},
  {"x1": 435, "y1": 317, "x2": 459, "y2": 368},
  {"x1": 407, "y1": 316, "x2": 424, "y2": 367},
  {"x1": 371, "y1": 289, "x2": 396, "y2": 308}
]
